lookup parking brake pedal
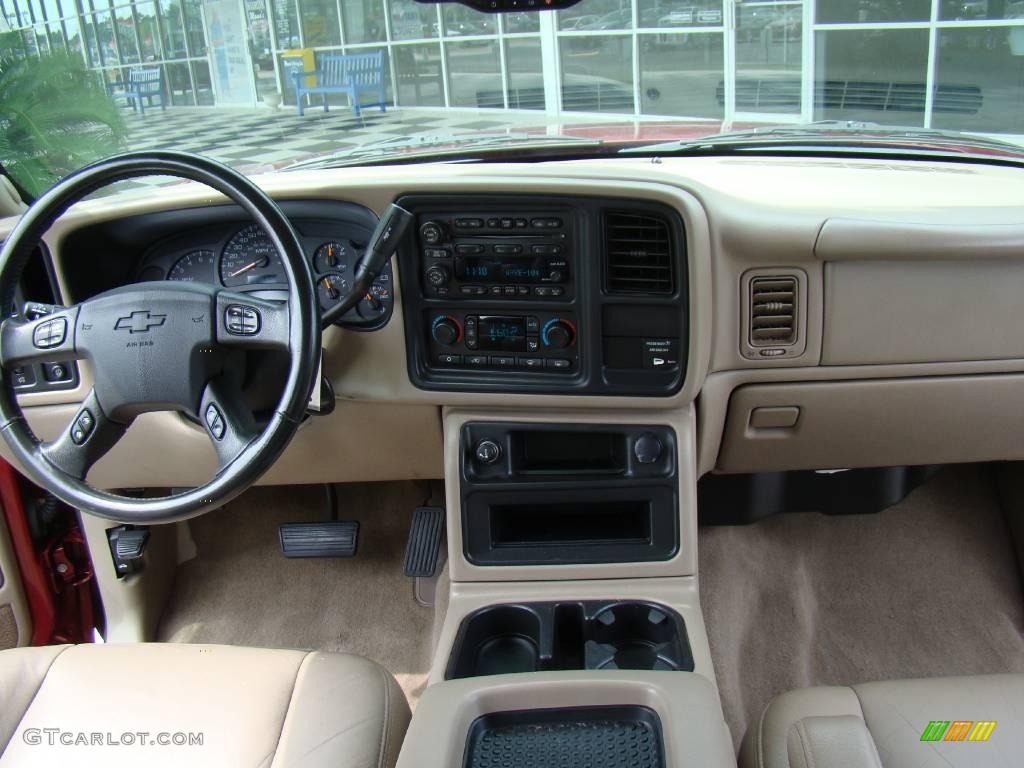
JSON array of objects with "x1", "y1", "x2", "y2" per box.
[
  {"x1": 279, "y1": 521, "x2": 359, "y2": 558},
  {"x1": 403, "y1": 506, "x2": 445, "y2": 577}
]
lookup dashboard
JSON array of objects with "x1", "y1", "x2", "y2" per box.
[{"x1": 5, "y1": 155, "x2": 1024, "y2": 492}]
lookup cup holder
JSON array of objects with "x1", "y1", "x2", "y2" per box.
[
  {"x1": 447, "y1": 605, "x2": 542, "y2": 679},
  {"x1": 446, "y1": 601, "x2": 693, "y2": 679},
  {"x1": 584, "y1": 603, "x2": 685, "y2": 671}
]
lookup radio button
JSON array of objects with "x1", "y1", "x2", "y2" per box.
[
  {"x1": 503, "y1": 286, "x2": 517, "y2": 296},
  {"x1": 466, "y1": 355, "x2": 488, "y2": 366},
  {"x1": 456, "y1": 244, "x2": 484, "y2": 255},
  {"x1": 530, "y1": 244, "x2": 563, "y2": 255},
  {"x1": 500, "y1": 218, "x2": 514, "y2": 229},
  {"x1": 515, "y1": 218, "x2": 528, "y2": 228},
  {"x1": 460, "y1": 285, "x2": 486, "y2": 295},
  {"x1": 438, "y1": 353, "x2": 462, "y2": 365},
  {"x1": 489, "y1": 286, "x2": 504, "y2": 296},
  {"x1": 545, "y1": 358, "x2": 572, "y2": 370},
  {"x1": 534, "y1": 286, "x2": 565, "y2": 297},
  {"x1": 493, "y1": 244, "x2": 522, "y2": 254},
  {"x1": 517, "y1": 286, "x2": 530, "y2": 296},
  {"x1": 454, "y1": 218, "x2": 483, "y2": 229},
  {"x1": 424, "y1": 248, "x2": 449, "y2": 259},
  {"x1": 519, "y1": 357, "x2": 544, "y2": 369},
  {"x1": 491, "y1": 356, "x2": 516, "y2": 367}
]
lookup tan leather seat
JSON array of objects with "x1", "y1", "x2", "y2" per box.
[
  {"x1": 0, "y1": 643, "x2": 410, "y2": 767},
  {"x1": 741, "y1": 673, "x2": 1024, "y2": 768}
]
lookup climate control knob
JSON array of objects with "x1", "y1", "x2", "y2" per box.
[
  {"x1": 431, "y1": 316, "x2": 461, "y2": 346},
  {"x1": 420, "y1": 221, "x2": 444, "y2": 245},
  {"x1": 543, "y1": 319, "x2": 575, "y2": 349},
  {"x1": 425, "y1": 263, "x2": 450, "y2": 288}
]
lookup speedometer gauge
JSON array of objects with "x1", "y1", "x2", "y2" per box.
[
  {"x1": 220, "y1": 225, "x2": 285, "y2": 287},
  {"x1": 167, "y1": 250, "x2": 216, "y2": 282}
]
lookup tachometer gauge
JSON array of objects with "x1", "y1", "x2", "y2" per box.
[
  {"x1": 314, "y1": 241, "x2": 348, "y2": 273},
  {"x1": 317, "y1": 273, "x2": 349, "y2": 310},
  {"x1": 167, "y1": 250, "x2": 216, "y2": 283},
  {"x1": 221, "y1": 225, "x2": 285, "y2": 287}
]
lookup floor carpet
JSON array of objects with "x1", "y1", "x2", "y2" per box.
[
  {"x1": 699, "y1": 464, "x2": 1024, "y2": 749},
  {"x1": 158, "y1": 481, "x2": 436, "y2": 709}
]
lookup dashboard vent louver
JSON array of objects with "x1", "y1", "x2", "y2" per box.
[
  {"x1": 749, "y1": 275, "x2": 798, "y2": 345},
  {"x1": 603, "y1": 212, "x2": 674, "y2": 295}
]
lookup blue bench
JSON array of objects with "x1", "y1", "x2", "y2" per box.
[
  {"x1": 120, "y1": 67, "x2": 166, "y2": 115},
  {"x1": 293, "y1": 52, "x2": 386, "y2": 117}
]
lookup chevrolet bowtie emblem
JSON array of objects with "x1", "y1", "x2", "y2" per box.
[{"x1": 114, "y1": 310, "x2": 167, "y2": 334}]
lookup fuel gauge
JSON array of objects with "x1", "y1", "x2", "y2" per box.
[
  {"x1": 357, "y1": 282, "x2": 391, "y2": 320},
  {"x1": 317, "y1": 273, "x2": 349, "y2": 311},
  {"x1": 314, "y1": 241, "x2": 348, "y2": 273}
]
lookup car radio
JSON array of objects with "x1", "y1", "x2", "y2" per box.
[
  {"x1": 417, "y1": 212, "x2": 574, "y2": 301},
  {"x1": 426, "y1": 311, "x2": 579, "y2": 372}
]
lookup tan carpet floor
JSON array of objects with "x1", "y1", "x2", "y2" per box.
[
  {"x1": 158, "y1": 481, "x2": 435, "y2": 707},
  {"x1": 699, "y1": 464, "x2": 1024, "y2": 749}
]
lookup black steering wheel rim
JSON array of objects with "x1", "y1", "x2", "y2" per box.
[{"x1": 0, "y1": 151, "x2": 321, "y2": 523}]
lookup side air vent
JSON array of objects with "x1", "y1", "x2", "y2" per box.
[
  {"x1": 749, "y1": 275, "x2": 798, "y2": 346},
  {"x1": 603, "y1": 212, "x2": 674, "y2": 295}
]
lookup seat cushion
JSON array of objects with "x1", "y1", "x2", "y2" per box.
[
  {"x1": 741, "y1": 673, "x2": 1024, "y2": 768},
  {"x1": 0, "y1": 643, "x2": 410, "y2": 768}
]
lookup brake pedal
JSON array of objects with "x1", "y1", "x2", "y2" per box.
[
  {"x1": 279, "y1": 521, "x2": 358, "y2": 558},
  {"x1": 403, "y1": 506, "x2": 445, "y2": 577}
]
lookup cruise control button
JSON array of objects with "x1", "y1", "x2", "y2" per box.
[
  {"x1": 11, "y1": 366, "x2": 35, "y2": 388},
  {"x1": 204, "y1": 403, "x2": 226, "y2": 440},
  {"x1": 70, "y1": 408, "x2": 95, "y2": 445},
  {"x1": 545, "y1": 358, "x2": 571, "y2": 370},
  {"x1": 519, "y1": 357, "x2": 543, "y2": 369},
  {"x1": 32, "y1": 317, "x2": 67, "y2": 349},
  {"x1": 225, "y1": 304, "x2": 261, "y2": 336}
]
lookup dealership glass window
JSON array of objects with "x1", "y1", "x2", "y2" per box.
[
  {"x1": 341, "y1": 0, "x2": 387, "y2": 43},
  {"x1": 560, "y1": 35, "x2": 634, "y2": 113},
  {"x1": 637, "y1": 0, "x2": 723, "y2": 29},
  {"x1": 814, "y1": 28, "x2": 930, "y2": 125},
  {"x1": 183, "y1": 0, "x2": 206, "y2": 55},
  {"x1": 300, "y1": 0, "x2": 341, "y2": 47},
  {"x1": 442, "y1": 4, "x2": 496, "y2": 36},
  {"x1": 503, "y1": 11, "x2": 538, "y2": 33},
  {"x1": 158, "y1": 0, "x2": 186, "y2": 58},
  {"x1": 393, "y1": 42, "x2": 443, "y2": 105},
  {"x1": 135, "y1": 1, "x2": 159, "y2": 61},
  {"x1": 446, "y1": 39, "x2": 500, "y2": 108},
  {"x1": 389, "y1": 0, "x2": 437, "y2": 41},
  {"x1": 92, "y1": 10, "x2": 115, "y2": 64},
  {"x1": 639, "y1": 32, "x2": 724, "y2": 118},
  {"x1": 940, "y1": 0, "x2": 1024, "y2": 21},
  {"x1": 815, "y1": 0, "x2": 930, "y2": 24},
  {"x1": 165, "y1": 59, "x2": 194, "y2": 103},
  {"x1": 63, "y1": 13, "x2": 82, "y2": 54},
  {"x1": 191, "y1": 58, "x2": 214, "y2": 103},
  {"x1": 932, "y1": 25, "x2": 1024, "y2": 133},
  {"x1": 559, "y1": 0, "x2": 631, "y2": 31},
  {"x1": 735, "y1": 1, "x2": 802, "y2": 113},
  {"x1": 113, "y1": 4, "x2": 140, "y2": 63},
  {"x1": 271, "y1": 0, "x2": 300, "y2": 49},
  {"x1": 505, "y1": 36, "x2": 544, "y2": 109}
]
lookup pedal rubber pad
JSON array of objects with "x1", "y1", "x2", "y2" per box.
[
  {"x1": 279, "y1": 521, "x2": 359, "y2": 558},
  {"x1": 403, "y1": 506, "x2": 445, "y2": 577}
]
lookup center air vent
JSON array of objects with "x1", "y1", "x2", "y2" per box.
[
  {"x1": 749, "y1": 275, "x2": 798, "y2": 345},
  {"x1": 603, "y1": 212, "x2": 674, "y2": 295}
]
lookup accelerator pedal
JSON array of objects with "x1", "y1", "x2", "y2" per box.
[
  {"x1": 279, "y1": 521, "x2": 359, "y2": 558},
  {"x1": 403, "y1": 506, "x2": 445, "y2": 577}
]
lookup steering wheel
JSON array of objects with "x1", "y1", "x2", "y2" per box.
[{"x1": 0, "y1": 152, "x2": 320, "y2": 523}]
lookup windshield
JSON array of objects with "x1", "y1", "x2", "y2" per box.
[{"x1": 4, "y1": 0, "x2": 1024, "y2": 196}]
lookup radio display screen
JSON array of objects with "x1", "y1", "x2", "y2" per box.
[
  {"x1": 456, "y1": 257, "x2": 545, "y2": 283},
  {"x1": 477, "y1": 316, "x2": 526, "y2": 351}
]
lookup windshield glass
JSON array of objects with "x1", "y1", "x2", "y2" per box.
[{"x1": 4, "y1": 0, "x2": 1024, "y2": 196}]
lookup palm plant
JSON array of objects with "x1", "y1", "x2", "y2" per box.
[{"x1": 0, "y1": 37, "x2": 127, "y2": 198}]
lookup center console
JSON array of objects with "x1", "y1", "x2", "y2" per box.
[{"x1": 397, "y1": 195, "x2": 688, "y2": 396}]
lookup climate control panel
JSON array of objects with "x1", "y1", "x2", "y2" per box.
[{"x1": 426, "y1": 311, "x2": 579, "y2": 373}]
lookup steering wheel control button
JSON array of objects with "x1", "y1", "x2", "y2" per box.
[
  {"x1": 11, "y1": 366, "x2": 35, "y2": 388},
  {"x1": 204, "y1": 403, "x2": 226, "y2": 440},
  {"x1": 225, "y1": 304, "x2": 261, "y2": 336},
  {"x1": 43, "y1": 362, "x2": 72, "y2": 382},
  {"x1": 475, "y1": 439, "x2": 502, "y2": 465},
  {"x1": 71, "y1": 409, "x2": 95, "y2": 445},
  {"x1": 32, "y1": 316, "x2": 67, "y2": 349}
]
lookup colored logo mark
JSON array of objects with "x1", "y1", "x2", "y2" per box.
[{"x1": 921, "y1": 721, "x2": 997, "y2": 742}]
